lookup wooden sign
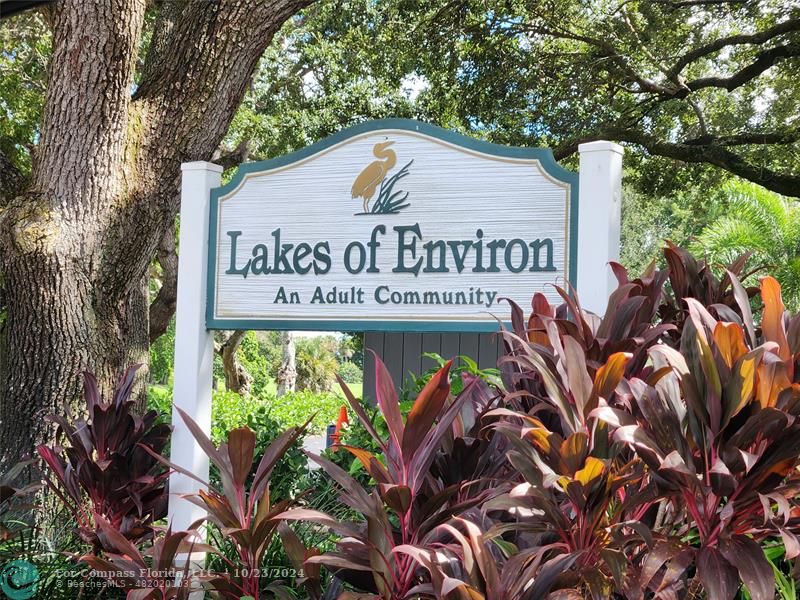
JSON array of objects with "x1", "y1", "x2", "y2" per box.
[{"x1": 206, "y1": 119, "x2": 578, "y2": 331}]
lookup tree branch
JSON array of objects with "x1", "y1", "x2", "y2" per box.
[
  {"x1": 683, "y1": 128, "x2": 800, "y2": 146},
  {"x1": 667, "y1": 18, "x2": 800, "y2": 79},
  {"x1": 213, "y1": 137, "x2": 251, "y2": 171},
  {"x1": 684, "y1": 44, "x2": 800, "y2": 94},
  {"x1": 98, "y1": 0, "x2": 316, "y2": 304},
  {"x1": 555, "y1": 127, "x2": 800, "y2": 197},
  {"x1": 148, "y1": 224, "x2": 178, "y2": 344},
  {"x1": 650, "y1": 0, "x2": 747, "y2": 8}
]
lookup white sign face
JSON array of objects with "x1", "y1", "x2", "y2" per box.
[{"x1": 207, "y1": 120, "x2": 577, "y2": 331}]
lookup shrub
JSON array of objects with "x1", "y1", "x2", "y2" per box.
[
  {"x1": 265, "y1": 389, "x2": 344, "y2": 434},
  {"x1": 296, "y1": 335, "x2": 340, "y2": 392},
  {"x1": 280, "y1": 354, "x2": 498, "y2": 599},
  {"x1": 277, "y1": 246, "x2": 800, "y2": 600},
  {"x1": 337, "y1": 360, "x2": 363, "y2": 384},
  {"x1": 79, "y1": 518, "x2": 222, "y2": 599},
  {"x1": 237, "y1": 330, "x2": 272, "y2": 397},
  {"x1": 38, "y1": 367, "x2": 171, "y2": 550},
  {"x1": 149, "y1": 318, "x2": 175, "y2": 385},
  {"x1": 143, "y1": 408, "x2": 310, "y2": 599},
  {"x1": 596, "y1": 277, "x2": 800, "y2": 599}
]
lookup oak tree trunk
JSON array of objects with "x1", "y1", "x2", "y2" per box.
[{"x1": 0, "y1": 0, "x2": 313, "y2": 466}]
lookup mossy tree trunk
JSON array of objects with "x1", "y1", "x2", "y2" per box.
[{"x1": 0, "y1": 0, "x2": 313, "y2": 466}]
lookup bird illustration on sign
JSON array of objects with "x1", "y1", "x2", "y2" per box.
[{"x1": 351, "y1": 139, "x2": 413, "y2": 215}]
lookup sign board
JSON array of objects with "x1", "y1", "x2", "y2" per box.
[
  {"x1": 206, "y1": 119, "x2": 578, "y2": 332},
  {"x1": 168, "y1": 124, "x2": 622, "y2": 533}
]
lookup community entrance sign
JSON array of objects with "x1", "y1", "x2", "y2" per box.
[
  {"x1": 207, "y1": 120, "x2": 577, "y2": 331},
  {"x1": 168, "y1": 119, "x2": 623, "y2": 537}
]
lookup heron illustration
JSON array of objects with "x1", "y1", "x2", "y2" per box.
[{"x1": 351, "y1": 140, "x2": 397, "y2": 213}]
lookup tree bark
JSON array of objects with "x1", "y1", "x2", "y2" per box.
[
  {"x1": 218, "y1": 330, "x2": 251, "y2": 394},
  {"x1": 0, "y1": 0, "x2": 314, "y2": 466},
  {"x1": 276, "y1": 332, "x2": 296, "y2": 397}
]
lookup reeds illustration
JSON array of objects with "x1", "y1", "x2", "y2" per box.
[{"x1": 368, "y1": 160, "x2": 413, "y2": 214}]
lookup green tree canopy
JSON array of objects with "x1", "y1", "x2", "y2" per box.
[{"x1": 694, "y1": 181, "x2": 800, "y2": 308}]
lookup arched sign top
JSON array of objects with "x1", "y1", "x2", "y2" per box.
[
  {"x1": 206, "y1": 118, "x2": 580, "y2": 332},
  {"x1": 215, "y1": 118, "x2": 578, "y2": 200}
]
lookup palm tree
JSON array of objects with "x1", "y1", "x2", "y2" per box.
[{"x1": 693, "y1": 181, "x2": 800, "y2": 309}]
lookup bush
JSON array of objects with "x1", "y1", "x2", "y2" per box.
[
  {"x1": 38, "y1": 367, "x2": 170, "y2": 550},
  {"x1": 295, "y1": 335, "x2": 339, "y2": 392},
  {"x1": 237, "y1": 330, "x2": 272, "y2": 396},
  {"x1": 265, "y1": 389, "x2": 345, "y2": 434},
  {"x1": 146, "y1": 388, "x2": 311, "y2": 501},
  {"x1": 337, "y1": 359, "x2": 363, "y2": 384},
  {"x1": 148, "y1": 318, "x2": 175, "y2": 385},
  {"x1": 281, "y1": 247, "x2": 800, "y2": 600},
  {"x1": 211, "y1": 390, "x2": 308, "y2": 502}
]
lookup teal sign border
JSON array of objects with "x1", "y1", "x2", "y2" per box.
[{"x1": 206, "y1": 118, "x2": 579, "y2": 332}]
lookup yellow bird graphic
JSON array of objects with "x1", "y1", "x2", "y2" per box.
[{"x1": 351, "y1": 140, "x2": 397, "y2": 213}]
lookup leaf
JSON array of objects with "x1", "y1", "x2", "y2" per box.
[
  {"x1": 592, "y1": 352, "x2": 631, "y2": 404},
  {"x1": 640, "y1": 541, "x2": 673, "y2": 588},
  {"x1": 401, "y1": 360, "x2": 452, "y2": 462},
  {"x1": 276, "y1": 508, "x2": 363, "y2": 539},
  {"x1": 370, "y1": 351, "x2": 405, "y2": 452},
  {"x1": 526, "y1": 552, "x2": 580, "y2": 599},
  {"x1": 694, "y1": 328, "x2": 723, "y2": 433},
  {"x1": 305, "y1": 452, "x2": 376, "y2": 516},
  {"x1": 559, "y1": 432, "x2": 589, "y2": 475},
  {"x1": 589, "y1": 405, "x2": 635, "y2": 428},
  {"x1": 574, "y1": 456, "x2": 605, "y2": 486},
  {"x1": 251, "y1": 424, "x2": 306, "y2": 503},
  {"x1": 613, "y1": 425, "x2": 663, "y2": 460},
  {"x1": 506, "y1": 340, "x2": 579, "y2": 433},
  {"x1": 719, "y1": 534, "x2": 775, "y2": 600},
  {"x1": 407, "y1": 376, "x2": 477, "y2": 493},
  {"x1": 709, "y1": 459, "x2": 736, "y2": 498},
  {"x1": 780, "y1": 528, "x2": 800, "y2": 560},
  {"x1": 336, "y1": 373, "x2": 386, "y2": 452},
  {"x1": 728, "y1": 269, "x2": 756, "y2": 347},
  {"x1": 723, "y1": 349, "x2": 760, "y2": 426},
  {"x1": 175, "y1": 407, "x2": 227, "y2": 479},
  {"x1": 756, "y1": 358, "x2": 791, "y2": 409},
  {"x1": 562, "y1": 337, "x2": 593, "y2": 419},
  {"x1": 378, "y1": 484, "x2": 412, "y2": 514},
  {"x1": 714, "y1": 322, "x2": 748, "y2": 369},
  {"x1": 227, "y1": 427, "x2": 256, "y2": 488},
  {"x1": 339, "y1": 445, "x2": 391, "y2": 484},
  {"x1": 761, "y1": 276, "x2": 790, "y2": 364},
  {"x1": 696, "y1": 547, "x2": 739, "y2": 600}
]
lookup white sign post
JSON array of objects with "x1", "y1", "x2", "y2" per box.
[
  {"x1": 576, "y1": 141, "x2": 624, "y2": 314},
  {"x1": 169, "y1": 161, "x2": 222, "y2": 537},
  {"x1": 168, "y1": 120, "x2": 622, "y2": 542}
]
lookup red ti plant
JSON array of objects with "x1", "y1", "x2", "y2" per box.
[
  {"x1": 79, "y1": 516, "x2": 221, "y2": 599},
  {"x1": 280, "y1": 355, "x2": 489, "y2": 600},
  {"x1": 596, "y1": 276, "x2": 800, "y2": 600},
  {"x1": 485, "y1": 349, "x2": 654, "y2": 598},
  {"x1": 145, "y1": 407, "x2": 308, "y2": 600},
  {"x1": 37, "y1": 367, "x2": 171, "y2": 549}
]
